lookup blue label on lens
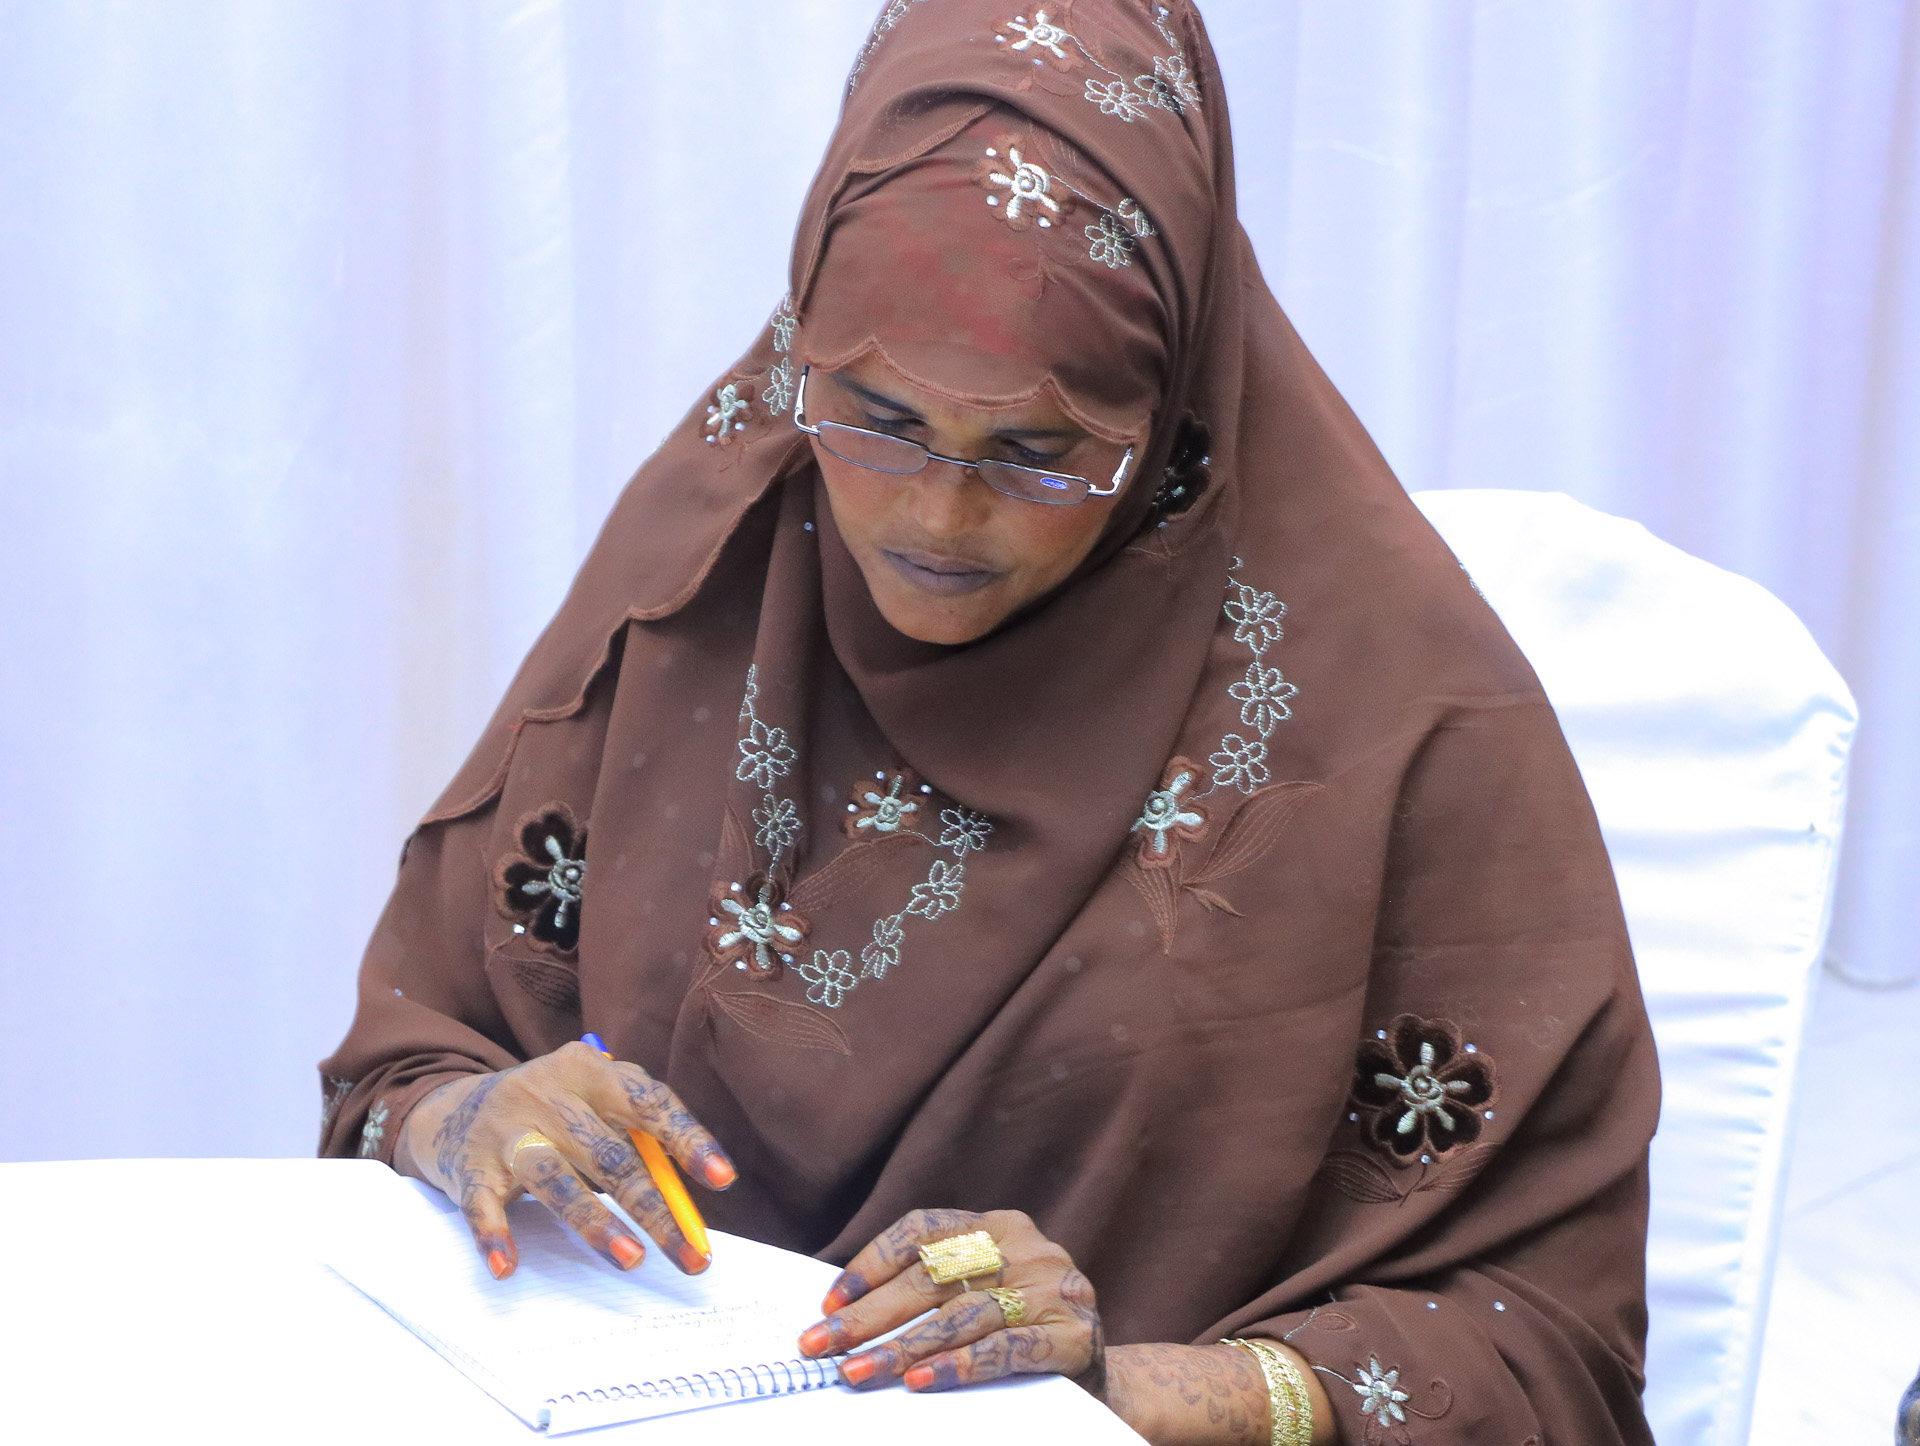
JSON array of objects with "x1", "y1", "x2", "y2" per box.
[{"x1": 1042, "y1": 477, "x2": 1068, "y2": 489}]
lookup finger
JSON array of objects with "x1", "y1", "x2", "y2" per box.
[
  {"x1": 548, "y1": 1099, "x2": 705, "y2": 1274},
  {"x1": 802, "y1": 1239, "x2": 989, "y2": 1358},
  {"x1": 510, "y1": 1139, "x2": 648, "y2": 1273},
  {"x1": 831, "y1": 1290, "x2": 1009, "y2": 1390},
  {"x1": 579, "y1": 1054, "x2": 736, "y2": 1191},
  {"x1": 457, "y1": 1171, "x2": 520, "y2": 1281},
  {"x1": 821, "y1": 1208, "x2": 989, "y2": 1313},
  {"x1": 903, "y1": 1325, "x2": 1061, "y2": 1393}
]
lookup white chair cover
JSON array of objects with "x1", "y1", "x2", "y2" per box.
[{"x1": 1410, "y1": 490, "x2": 1856, "y2": 1446}]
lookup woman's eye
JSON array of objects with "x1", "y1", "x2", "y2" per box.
[
  {"x1": 863, "y1": 412, "x2": 919, "y2": 436},
  {"x1": 1006, "y1": 443, "x2": 1071, "y2": 468}
]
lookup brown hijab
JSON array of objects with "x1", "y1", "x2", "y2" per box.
[{"x1": 323, "y1": 4, "x2": 1659, "y2": 1441}]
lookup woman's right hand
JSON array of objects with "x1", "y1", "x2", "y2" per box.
[{"x1": 392, "y1": 1040, "x2": 736, "y2": 1280}]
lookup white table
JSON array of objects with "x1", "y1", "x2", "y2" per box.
[{"x1": 0, "y1": 1159, "x2": 1142, "y2": 1445}]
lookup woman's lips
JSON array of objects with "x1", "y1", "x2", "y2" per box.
[{"x1": 881, "y1": 548, "x2": 1000, "y2": 597}]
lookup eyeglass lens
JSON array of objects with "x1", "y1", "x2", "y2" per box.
[{"x1": 815, "y1": 421, "x2": 1089, "y2": 506}]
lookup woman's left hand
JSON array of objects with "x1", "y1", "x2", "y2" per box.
[{"x1": 796, "y1": 1208, "x2": 1105, "y2": 1396}]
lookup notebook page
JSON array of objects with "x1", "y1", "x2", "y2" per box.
[{"x1": 325, "y1": 1175, "x2": 840, "y2": 1429}]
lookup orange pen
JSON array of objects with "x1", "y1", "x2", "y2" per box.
[{"x1": 580, "y1": 1032, "x2": 711, "y2": 1261}]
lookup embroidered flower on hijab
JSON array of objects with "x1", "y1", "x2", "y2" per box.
[
  {"x1": 1086, "y1": 213, "x2": 1139, "y2": 270},
  {"x1": 1208, "y1": 734, "x2": 1270, "y2": 794},
  {"x1": 770, "y1": 295, "x2": 798, "y2": 353},
  {"x1": 753, "y1": 792, "x2": 802, "y2": 860},
  {"x1": 1225, "y1": 581, "x2": 1287, "y2": 654},
  {"x1": 978, "y1": 145, "x2": 1063, "y2": 229},
  {"x1": 906, "y1": 859, "x2": 966, "y2": 918},
  {"x1": 1353, "y1": 1358, "x2": 1411, "y2": 1427},
  {"x1": 861, "y1": 913, "x2": 907, "y2": 979},
  {"x1": 737, "y1": 717, "x2": 798, "y2": 790},
  {"x1": 1132, "y1": 758, "x2": 1207, "y2": 863},
  {"x1": 1149, "y1": 53, "x2": 1201, "y2": 109},
  {"x1": 496, "y1": 805, "x2": 589, "y2": 953},
  {"x1": 1351, "y1": 1015, "x2": 1499, "y2": 1161},
  {"x1": 848, "y1": 772, "x2": 921, "y2": 835},
  {"x1": 762, "y1": 357, "x2": 796, "y2": 416},
  {"x1": 358, "y1": 1100, "x2": 389, "y2": 1159},
  {"x1": 939, "y1": 806, "x2": 992, "y2": 855},
  {"x1": 1085, "y1": 78, "x2": 1148, "y2": 122},
  {"x1": 320, "y1": 1076, "x2": 353, "y2": 1138},
  {"x1": 1117, "y1": 197, "x2": 1156, "y2": 237},
  {"x1": 798, "y1": 948, "x2": 859, "y2": 1009},
  {"x1": 998, "y1": 11, "x2": 1073, "y2": 61},
  {"x1": 704, "y1": 382, "x2": 750, "y2": 442},
  {"x1": 1230, "y1": 661, "x2": 1299, "y2": 736},
  {"x1": 709, "y1": 879, "x2": 810, "y2": 977}
]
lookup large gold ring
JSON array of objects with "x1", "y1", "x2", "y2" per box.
[
  {"x1": 985, "y1": 1286, "x2": 1027, "y2": 1328},
  {"x1": 918, "y1": 1230, "x2": 1003, "y2": 1285},
  {"x1": 510, "y1": 1130, "x2": 558, "y2": 1162}
]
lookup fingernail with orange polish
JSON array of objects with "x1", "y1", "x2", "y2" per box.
[
  {"x1": 702, "y1": 1155, "x2": 737, "y2": 1189},
  {"x1": 487, "y1": 1249, "x2": 511, "y2": 1280},
  {"x1": 798, "y1": 1323, "x2": 832, "y2": 1358},
  {"x1": 609, "y1": 1235, "x2": 645, "y2": 1270},
  {"x1": 905, "y1": 1364, "x2": 935, "y2": 1392},
  {"x1": 840, "y1": 1354, "x2": 877, "y2": 1387},
  {"x1": 678, "y1": 1242, "x2": 711, "y2": 1275}
]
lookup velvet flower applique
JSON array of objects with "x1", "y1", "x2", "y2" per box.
[
  {"x1": 495, "y1": 805, "x2": 590, "y2": 954},
  {"x1": 1352, "y1": 1015, "x2": 1498, "y2": 1161},
  {"x1": 707, "y1": 878, "x2": 810, "y2": 978}
]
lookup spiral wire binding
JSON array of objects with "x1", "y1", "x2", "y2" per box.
[{"x1": 548, "y1": 1354, "x2": 837, "y2": 1414}]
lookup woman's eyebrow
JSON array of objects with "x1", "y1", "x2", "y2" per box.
[{"x1": 837, "y1": 376, "x2": 926, "y2": 419}]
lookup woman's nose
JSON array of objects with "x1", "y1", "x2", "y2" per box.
[{"x1": 909, "y1": 457, "x2": 993, "y2": 537}]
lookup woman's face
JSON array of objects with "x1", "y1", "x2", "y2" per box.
[{"x1": 809, "y1": 356, "x2": 1135, "y2": 645}]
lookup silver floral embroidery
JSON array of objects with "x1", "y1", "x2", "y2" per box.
[
  {"x1": 1133, "y1": 766, "x2": 1204, "y2": 856},
  {"x1": 1209, "y1": 734, "x2": 1270, "y2": 795},
  {"x1": 753, "y1": 792, "x2": 802, "y2": 858},
  {"x1": 762, "y1": 357, "x2": 796, "y2": 416},
  {"x1": 1352, "y1": 1358, "x2": 1411, "y2": 1426},
  {"x1": 1376, "y1": 1038, "x2": 1477, "y2": 1138},
  {"x1": 704, "y1": 382, "x2": 750, "y2": 442},
  {"x1": 519, "y1": 831, "x2": 587, "y2": 933},
  {"x1": 1085, "y1": 77, "x2": 1147, "y2": 122},
  {"x1": 1145, "y1": 53, "x2": 1200, "y2": 110},
  {"x1": 717, "y1": 881, "x2": 806, "y2": 972},
  {"x1": 854, "y1": 774, "x2": 920, "y2": 834},
  {"x1": 999, "y1": 10, "x2": 1071, "y2": 58},
  {"x1": 1224, "y1": 579, "x2": 1286, "y2": 654},
  {"x1": 799, "y1": 948, "x2": 858, "y2": 1008},
  {"x1": 358, "y1": 1099, "x2": 389, "y2": 1159},
  {"x1": 940, "y1": 807, "x2": 992, "y2": 855},
  {"x1": 861, "y1": 913, "x2": 907, "y2": 979},
  {"x1": 736, "y1": 717, "x2": 797, "y2": 791},
  {"x1": 320, "y1": 1076, "x2": 353, "y2": 1140},
  {"x1": 907, "y1": 858, "x2": 966, "y2": 918},
  {"x1": 770, "y1": 295, "x2": 797, "y2": 353},
  {"x1": 982, "y1": 145, "x2": 1062, "y2": 226},
  {"x1": 847, "y1": 0, "x2": 928, "y2": 93},
  {"x1": 1117, "y1": 197, "x2": 1156, "y2": 237},
  {"x1": 1229, "y1": 661, "x2": 1298, "y2": 736},
  {"x1": 1086, "y1": 213, "x2": 1138, "y2": 269}
]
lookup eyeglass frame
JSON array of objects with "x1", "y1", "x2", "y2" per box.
[{"x1": 791, "y1": 364, "x2": 1134, "y2": 503}]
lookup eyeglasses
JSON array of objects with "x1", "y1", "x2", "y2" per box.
[{"x1": 792, "y1": 365, "x2": 1133, "y2": 506}]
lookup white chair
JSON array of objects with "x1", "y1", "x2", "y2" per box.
[{"x1": 1411, "y1": 490, "x2": 1856, "y2": 1446}]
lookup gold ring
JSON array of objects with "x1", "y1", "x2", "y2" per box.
[
  {"x1": 918, "y1": 1230, "x2": 1003, "y2": 1285},
  {"x1": 985, "y1": 1286, "x2": 1027, "y2": 1328},
  {"x1": 510, "y1": 1130, "x2": 558, "y2": 1161}
]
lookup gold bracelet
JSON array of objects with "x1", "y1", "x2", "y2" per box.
[{"x1": 1223, "y1": 1338, "x2": 1314, "y2": 1446}]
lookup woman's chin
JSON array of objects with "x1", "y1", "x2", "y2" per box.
[{"x1": 870, "y1": 580, "x2": 1011, "y2": 645}]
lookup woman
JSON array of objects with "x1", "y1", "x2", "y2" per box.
[{"x1": 321, "y1": 3, "x2": 1659, "y2": 1442}]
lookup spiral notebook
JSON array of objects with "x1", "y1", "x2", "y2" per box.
[{"x1": 324, "y1": 1175, "x2": 845, "y2": 1435}]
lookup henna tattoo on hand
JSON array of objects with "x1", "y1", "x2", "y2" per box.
[
  {"x1": 1106, "y1": 1343, "x2": 1266, "y2": 1443},
  {"x1": 433, "y1": 1072, "x2": 503, "y2": 1187}
]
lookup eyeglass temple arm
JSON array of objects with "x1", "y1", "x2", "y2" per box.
[{"x1": 792, "y1": 364, "x2": 820, "y2": 436}]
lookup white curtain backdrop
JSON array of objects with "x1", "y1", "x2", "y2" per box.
[{"x1": 1, "y1": 0, "x2": 1913, "y2": 1191}]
